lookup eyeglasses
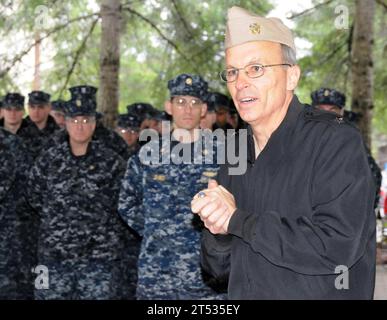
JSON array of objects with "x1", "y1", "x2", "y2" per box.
[
  {"x1": 120, "y1": 128, "x2": 139, "y2": 134},
  {"x1": 66, "y1": 117, "x2": 96, "y2": 124},
  {"x1": 172, "y1": 97, "x2": 204, "y2": 109},
  {"x1": 220, "y1": 63, "x2": 293, "y2": 83}
]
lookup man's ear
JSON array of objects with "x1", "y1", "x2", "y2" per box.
[
  {"x1": 164, "y1": 100, "x2": 172, "y2": 116},
  {"x1": 286, "y1": 65, "x2": 301, "y2": 91},
  {"x1": 201, "y1": 103, "x2": 208, "y2": 117}
]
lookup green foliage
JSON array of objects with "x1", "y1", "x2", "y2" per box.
[
  {"x1": 0, "y1": 0, "x2": 272, "y2": 113},
  {"x1": 0, "y1": 0, "x2": 385, "y2": 136},
  {"x1": 292, "y1": 0, "x2": 387, "y2": 134}
]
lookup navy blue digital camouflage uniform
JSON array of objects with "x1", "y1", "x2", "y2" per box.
[
  {"x1": 119, "y1": 134, "x2": 226, "y2": 299},
  {"x1": 2, "y1": 94, "x2": 60, "y2": 292},
  {"x1": 0, "y1": 128, "x2": 34, "y2": 299},
  {"x1": 118, "y1": 74, "x2": 226, "y2": 300},
  {"x1": 0, "y1": 132, "x2": 19, "y2": 299},
  {"x1": 26, "y1": 95, "x2": 135, "y2": 300},
  {"x1": 0, "y1": 94, "x2": 36, "y2": 299},
  {"x1": 94, "y1": 120, "x2": 131, "y2": 161}
]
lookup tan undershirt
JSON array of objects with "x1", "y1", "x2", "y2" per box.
[{"x1": 252, "y1": 134, "x2": 261, "y2": 159}]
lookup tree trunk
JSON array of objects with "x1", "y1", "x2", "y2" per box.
[
  {"x1": 351, "y1": 0, "x2": 375, "y2": 148},
  {"x1": 98, "y1": 0, "x2": 121, "y2": 128}
]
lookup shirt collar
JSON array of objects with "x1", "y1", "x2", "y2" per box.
[{"x1": 246, "y1": 95, "x2": 304, "y2": 164}]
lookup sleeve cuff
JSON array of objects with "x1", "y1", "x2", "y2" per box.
[
  {"x1": 203, "y1": 229, "x2": 232, "y2": 252},
  {"x1": 227, "y1": 208, "x2": 258, "y2": 241}
]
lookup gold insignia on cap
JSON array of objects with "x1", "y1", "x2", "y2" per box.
[
  {"x1": 89, "y1": 165, "x2": 95, "y2": 170},
  {"x1": 249, "y1": 23, "x2": 261, "y2": 35},
  {"x1": 153, "y1": 174, "x2": 166, "y2": 182},
  {"x1": 76, "y1": 99, "x2": 82, "y2": 107},
  {"x1": 202, "y1": 171, "x2": 217, "y2": 178},
  {"x1": 324, "y1": 89, "x2": 330, "y2": 96},
  {"x1": 185, "y1": 78, "x2": 193, "y2": 86}
]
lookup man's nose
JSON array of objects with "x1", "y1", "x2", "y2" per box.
[
  {"x1": 235, "y1": 71, "x2": 250, "y2": 91},
  {"x1": 184, "y1": 105, "x2": 193, "y2": 114}
]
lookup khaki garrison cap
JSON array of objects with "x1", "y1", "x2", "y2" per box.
[{"x1": 225, "y1": 6, "x2": 296, "y2": 53}]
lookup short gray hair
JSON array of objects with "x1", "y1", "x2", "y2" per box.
[{"x1": 281, "y1": 44, "x2": 297, "y2": 65}]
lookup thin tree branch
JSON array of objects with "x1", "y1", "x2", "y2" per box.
[
  {"x1": 302, "y1": 36, "x2": 348, "y2": 75},
  {"x1": 323, "y1": 50, "x2": 349, "y2": 87},
  {"x1": 170, "y1": 0, "x2": 195, "y2": 40},
  {"x1": 0, "y1": 12, "x2": 100, "y2": 79},
  {"x1": 317, "y1": 38, "x2": 348, "y2": 67},
  {"x1": 376, "y1": 0, "x2": 387, "y2": 10},
  {"x1": 58, "y1": 18, "x2": 99, "y2": 98},
  {"x1": 288, "y1": 0, "x2": 334, "y2": 19},
  {"x1": 122, "y1": 6, "x2": 191, "y2": 64}
]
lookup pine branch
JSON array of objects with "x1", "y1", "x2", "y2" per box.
[{"x1": 288, "y1": 0, "x2": 334, "y2": 19}]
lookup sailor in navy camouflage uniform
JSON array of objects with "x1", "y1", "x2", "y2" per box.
[
  {"x1": 0, "y1": 124, "x2": 34, "y2": 299},
  {"x1": 21, "y1": 91, "x2": 60, "y2": 159},
  {"x1": 47, "y1": 86, "x2": 131, "y2": 161},
  {"x1": 311, "y1": 88, "x2": 382, "y2": 210},
  {"x1": 26, "y1": 91, "x2": 132, "y2": 299},
  {"x1": 72, "y1": 86, "x2": 131, "y2": 161},
  {"x1": 127, "y1": 102, "x2": 154, "y2": 131},
  {"x1": 0, "y1": 93, "x2": 36, "y2": 299},
  {"x1": 118, "y1": 73, "x2": 226, "y2": 300},
  {"x1": 50, "y1": 99, "x2": 66, "y2": 129},
  {"x1": 0, "y1": 93, "x2": 32, "y2": 136},
  {"x1": 0, "y1": 133, "x2": 20, "y2": 299},
  {"x1": 116, "y1": 113, "x2": 141, "y2": 157}
]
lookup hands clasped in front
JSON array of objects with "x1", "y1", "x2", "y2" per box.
[{"x1": 191, "y1": 179, "x2": 237, "y2": 235}]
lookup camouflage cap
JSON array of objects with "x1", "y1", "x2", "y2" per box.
[
  {"x1": 311, "y1": 88, "x2": 346, "y2": 109},
  {"x1": 126, "y1": 103, "x2": 154, "y2": 122},
  {"x1": 167, "y1": 74, "x2": 209, "y2": 101},
  {"x1": 155, "y1": 111, "x2": 172, "y2": 122},
  {"x1": 225, "y1": 6, "x2": 296, "y2": 53},
  {"x1": 28, "y1": 90, "x2": 51, "y2": 105},
  {"x1": 69, "y1": 85, "x2": 97, "y2": 98},
  {"x1": 3, "y1": 93, "x2": 25, "y2": 109},
  {"x1": 228, "y1": 99, "x2": 238, "y2": 115},
  {"x1": 67, "y1": 85, "x2": 97, "y2": 115},
  {"x1": 144, "y1": 108, "x2": 162, "y2": 120},
  {"x1": 96, "y1": 111, "x2": 104, "y2": 120},
  {"x1": 117, "y1": 114, "x2": 141, "y2": 129},
  {"x1": 207, "y1": 92, "x2": 230, "y2": 113},
  {"x1": 51, "y1": 99, "x2": 66, "y2": 112},
  {"x1": 64, "y1": 98, "x2": 97, "y2": 117},
  {"x1": 343, "y1": 110, "x2": 362, "y2": 125}
]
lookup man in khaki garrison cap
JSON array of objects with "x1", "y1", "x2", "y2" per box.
[{"x1": 192, "y1": 6, "x2": 376, "y2": 299}]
